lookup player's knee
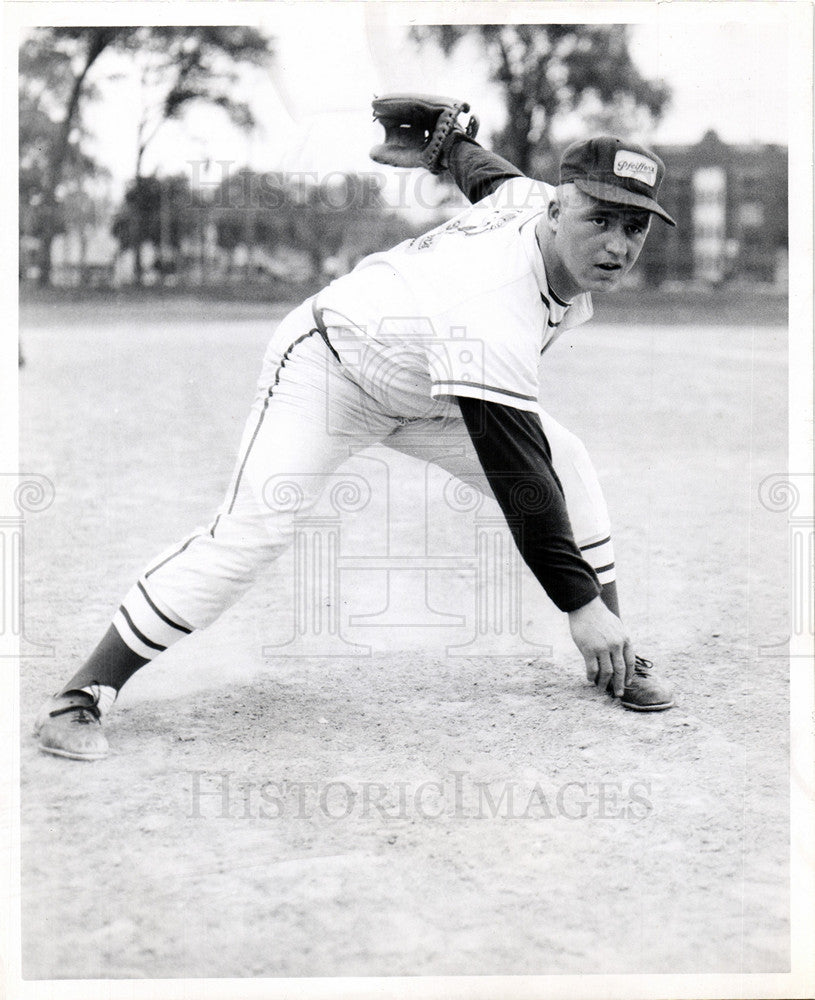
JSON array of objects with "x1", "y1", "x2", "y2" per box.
[{"x1": 203, "y1": 509, "x2": 297, "y2": 569}]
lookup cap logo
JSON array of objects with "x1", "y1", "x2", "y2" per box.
[{"x1": 613, "y1": 150, "x2": 658, "y2": 187}]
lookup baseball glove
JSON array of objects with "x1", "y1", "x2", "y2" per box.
[{"x1": 370, "y1": 93, "x2": 479, "y2": 174}]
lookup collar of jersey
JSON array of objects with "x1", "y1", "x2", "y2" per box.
[
  {"x1": 521, "y1": 206, "x2": 594, "y2": 331},
  {"x1": 518, "y1": 210, "x2": 552, "y2": 300}
]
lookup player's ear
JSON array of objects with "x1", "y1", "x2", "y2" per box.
[{"x1": 547, "y1": 198, "x2": 561, "y2": 232}]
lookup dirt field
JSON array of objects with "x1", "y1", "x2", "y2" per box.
[{"x1": 18, "y1": 297, "x2": 789, "y2": 981}]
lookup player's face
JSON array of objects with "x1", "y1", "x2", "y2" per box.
[{"x1": 543, "y1": 187, "x2": 652, "y2": 297}]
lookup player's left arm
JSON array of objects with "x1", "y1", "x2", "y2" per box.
[{"x1": 447, "y1": 137, "x2": 525, "y2": 204}]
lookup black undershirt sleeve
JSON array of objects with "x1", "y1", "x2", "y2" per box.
[
  {"x1": 447, "y1": 136, "x2": 526, "y2": 204},
  {"x1": 456, "y1": 395, "x2": 601, "y2": 613}
]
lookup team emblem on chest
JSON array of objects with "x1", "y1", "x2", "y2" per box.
[{"x1": 408, "y1": 208, "x2": 523, "y2": 252}]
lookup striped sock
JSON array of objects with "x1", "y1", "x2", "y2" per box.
[
  {"x1": 58, "y1": 625, "x2": 147, "y2": 702},
  {"x1": 58, "y1": 581, "x2": 194, "y2": 703}
]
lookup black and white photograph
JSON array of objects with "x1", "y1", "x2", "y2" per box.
[{"x1": 3, "y1": 1, "x2": 813, "y2": 998}]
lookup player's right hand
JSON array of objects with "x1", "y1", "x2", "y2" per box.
[{"x1": 567, "y1": 596, "x2": 634, "y2": 698}]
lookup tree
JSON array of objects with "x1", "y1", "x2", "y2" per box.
[
  {"x1": 19, "y1": 79, "x2": 101, "y2": 270},
  {"x1": 287, "y1": 173, "x2": 388, "y2": 276},
  {"x1": 18, "y1": 25, "x2": 273, "y2": 285},
  {"x1": 211, "y1": 169, "x2": 290, "y2": 271},
  {"x1": 118, "y1": 26, "x2": 272, "y2": 284},
  {"x1": 19, "y1": 27, "x2": 131, "y2": 284},
  {"x1": 412, "y1": 25, "x2": 670, "y2": 175},
  {"x1": 210, "y1": 169, "x2": 419, "y2": 284},
  {"x1": 112, "y1": 174, "x2": 198, "y2": 280}
]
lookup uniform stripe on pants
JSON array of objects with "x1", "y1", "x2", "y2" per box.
[
  {"x1": 113, "y1": 579, "x2": 195, "y2": 660},
  {"x1": 226, "y1": 330, "x2": 318, "y2": 519}
]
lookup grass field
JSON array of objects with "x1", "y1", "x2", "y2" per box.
[{"x1": 18, "y1": 296, "x2": 790, "y2": 981}]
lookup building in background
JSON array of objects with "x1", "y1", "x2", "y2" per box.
[
  {"x1": 21, "y1": 130, "x2": 788, "y2": 292},
  {"x1": 636, "y1": 130, "x2": 788, "y2": 289}
]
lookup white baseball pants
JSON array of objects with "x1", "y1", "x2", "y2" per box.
[{"x1": 113, "y1": 301, "x2": 615, "y2": 659}]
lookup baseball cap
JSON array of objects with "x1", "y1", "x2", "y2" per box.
[{"x1": 559, "y1": 135, "x2": 676, "y2": 226}]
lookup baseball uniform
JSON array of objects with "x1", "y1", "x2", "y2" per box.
[
  {"x1": 37, "y1": 131, "x2": 680, "y2": 762},
  {"x1": 109, "y1": 171, "x2": 614, "y2": 665}
]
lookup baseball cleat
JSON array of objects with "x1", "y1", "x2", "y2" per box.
[
  {"x1": 609, "y1": 656, "x2": 675, "y2": 711},
  {"x1": 34, "y1": 690, "x2": 109, "y2": 761}
]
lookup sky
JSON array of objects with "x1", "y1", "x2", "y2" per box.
[{"x1": 63, "y1": 2, "x2": 796, "y2": 196}]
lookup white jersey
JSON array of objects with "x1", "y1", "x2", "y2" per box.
[{"x1": 316, "y1": 177, "x2": 593, "y2": 418}]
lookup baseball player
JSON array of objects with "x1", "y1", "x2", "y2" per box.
[{"x1": 35, "y1": 96, "x2": 675, "y2": 761}]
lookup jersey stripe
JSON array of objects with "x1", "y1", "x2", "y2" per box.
[
  {"x1": 433, "y1": 379, "x2": 538, "y2": 402},
  {"x1": 311, "y1": 301, "x2": 343, "y2": 364},
  {"x1": 548, "y1": 286, "x2": 573, "y2": 308}
]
